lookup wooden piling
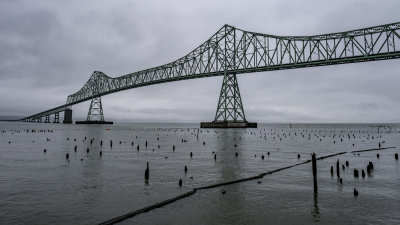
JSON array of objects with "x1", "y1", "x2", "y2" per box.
[
  {"x1": 354, "y1": 169, "x2": 359, "y2": 178},
  {"x1": 354, "y1": 188, "x2": 358, "y2": 196},
  {"x1": 336, "y1": 159, "x2": 340, "y2": 178},
  {"x1": 312, "y1": 153, "x2": 317, "y2": 193},
  {"x1": 145, "y1": 162, "x2": 149, "y2": 181}
]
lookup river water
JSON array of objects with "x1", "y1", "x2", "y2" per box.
[{"x1": 0, "y1": 122, "x2": 399, "y2": 225}]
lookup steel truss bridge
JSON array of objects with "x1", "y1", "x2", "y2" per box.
[{"x1": 21, "y1": 22, "x2": 400, "y2": 124}]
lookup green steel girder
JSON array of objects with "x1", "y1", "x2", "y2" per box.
[
  {"x1": 86, "y1": 97, "x2": 105, "y2": 121},
  {"x1": 22, "y1": 22, "x2": 400, "y2": 121},
  {"x1": 214, "y1": 72, "x2": 246, "y2": 122}
]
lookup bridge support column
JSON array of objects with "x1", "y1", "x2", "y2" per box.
[
  {"x1": 76, "y1": 96, "x2": 113, "y2": 124},
  {"x1": 44, "y1": 115, "x2": 50, "y2": 123},
  {"x1": 63, "y1": 109, "x2": 72, "y2": 124},
  {"x1": 37, "y1": 117, "x2": 42, "y2": 123},
  {"x1": 54, "y1": 112, "x2": 60, "y2": 123},
  {"x1": 201, "y1": 72, "x2": 256, "y2": 128}
]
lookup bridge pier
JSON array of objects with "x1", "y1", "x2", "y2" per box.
[
  {"x1": 201, "y1": 72, "x2": 256, "y2": 128},
  {"x1": 37, "y1": 117, "x2": 42, "y2": 123},
  {"x1": 53, "y1": 112, "x2": 60, "y2": 123},
  {"x1": 63, "y1": 109, "x2": 72, "y2": 124},
  {"x1": 44, "y1": 115, "x2": 50, "y2": 123}
]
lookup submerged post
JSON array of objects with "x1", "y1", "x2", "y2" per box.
[{"x1": 312, "y1": 153, "x2": 317, "y2": 193}]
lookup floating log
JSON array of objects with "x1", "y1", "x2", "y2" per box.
[{"x1": 351, "y1": 146, "x2": 396, "y2": 153}]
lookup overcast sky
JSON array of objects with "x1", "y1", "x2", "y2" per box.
[{"x1": 1, "y1": 0, "x2": 400, "y2": 123}]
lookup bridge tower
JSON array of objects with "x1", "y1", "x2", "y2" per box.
[
  {"x1": 201, "y1": 71, "x2": 257, "y2": 128},
  {"x1": 76, "y1": 96, "x2": 112, "y2": 124},
  {"x1": 86, "y1": 97, "x2": 104, "y2": 122},
  {"x1": 214, "y1": 72, "x2": 246, "y2": 122},
  {"x1": 75, "y1": 71, "x2": 112, "y2": 124}
]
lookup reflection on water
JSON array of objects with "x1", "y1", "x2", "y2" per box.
[
  {"x1": 312, "y1": 193, "x2": 320, "y2": 221},
  {"x1": 215, "y1": 130, "x2": 246, "y2": 224}
]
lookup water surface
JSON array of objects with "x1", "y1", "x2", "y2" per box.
[{"x1": 0, "y1": 122, "x2": 399, "y2": 224}]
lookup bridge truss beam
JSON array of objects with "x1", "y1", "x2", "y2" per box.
[{"x1": 21, "y1": 22, "x2": 400, "y2": 122}]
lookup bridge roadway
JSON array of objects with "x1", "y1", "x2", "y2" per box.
[{"x1": 21, "y1": 22, "x2": 400, "y2": 123}]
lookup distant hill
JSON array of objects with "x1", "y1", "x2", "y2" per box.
[{"x1": 0, "y1": 115, "x2": 22, "y2": 121}]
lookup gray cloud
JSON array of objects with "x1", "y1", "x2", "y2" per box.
[{"x1": 1, "y1": 0, "x2": 400, "y2": 122}]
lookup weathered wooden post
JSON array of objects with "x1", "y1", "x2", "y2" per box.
[
  {"x1": 354, "y1": 169, "x2": 359, "y2": 178},
  {"x1": 336, "y1": 159, "x2": 340, "y2": 178},
  {"x1": 312, "y1": 153, "x2": 318, "y2": 193},
  {"x1": 145, "y1": 162, "x2": 149, "y2": 181}
]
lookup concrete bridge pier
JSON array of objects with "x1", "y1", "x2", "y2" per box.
[
  {"x1": 53, "y1": 112, "x2": 60, "y2": 123},
  {"x1": 63, "y1": 109, "x2": 72, "y2": 124},
  {"x1": 44, "y1": 115, "x2": 50, "y2": 123}
]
